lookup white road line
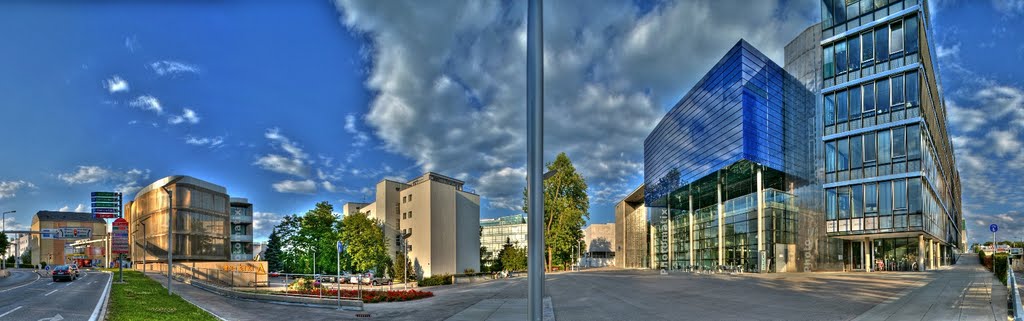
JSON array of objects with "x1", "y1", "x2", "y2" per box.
[
  {"x1": 44, "y1": 289, "x2": 59, "y2": 296},
  {"x1": 47, "y1": 282, "x2": 54, "y2": 286},
  {"x1": 0, "y1": 272, "x2": 41, "y2": 294},
  {"x1": 88, "y1": 272, "x2": 112, "y2": 321},
  {"x1": 0, "y1": 306, "x2": 22, "y2": 318}
]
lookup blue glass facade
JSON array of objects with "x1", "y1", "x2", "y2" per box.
[{"x1": 643, "y1": 40, "x2": 814, "y2": 271}]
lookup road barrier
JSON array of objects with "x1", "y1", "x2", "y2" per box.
[{"x1": 1007, "y1": 257, "x2": 1023, "y2": 321}]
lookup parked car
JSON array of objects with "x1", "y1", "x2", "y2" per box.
[
  {"x1": 69, "y1": 264, "x2": 80, "y2": 277},
  {"x1": 268, "y1": 271, "x2": 282, "y2": 277},
  {"x1": 52, "y1": 265, "x2": 76, "y2": 282},
  {"x1": 370, "y1": 276, "x2": 392, "y2": 286}
]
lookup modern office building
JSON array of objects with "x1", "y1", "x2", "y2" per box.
[
  {"x1": 582, "y1": 223, "x2": 615, "y2": 267},
  {"x1": 29, "y1": 211, "x2": 108, "y2": 267},
  {"x1": 126, "y1": 176, "x2": 233, "y2": 263},
  {"x1": 480, "y1": 214, "x2": 528, "y2": 268},
  {"x1": 344, "y1": 172, "x2": 480, "y2": 278},
  {"x1": 644, "y1": 40, "x2": 816, "y2": 272},
  {"x1": 615, "y1": 184, "x2": 648, "y2": 269},
  {"x1": 229, "y1": 198, "x2": 254, "y2": 261},
  {"x1": 818, "y1": 0, "x2": 962, "y2": 271}
]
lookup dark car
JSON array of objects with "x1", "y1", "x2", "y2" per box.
[
  {"x1": 52, "y1": 265, "x2": 76, "y2": 282},
  {"x1": 69, "y1": 264, "x2": 80, "y2": 277}
]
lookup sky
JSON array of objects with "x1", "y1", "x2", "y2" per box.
[{"x1": 0, "y1": 0, "x2": 1020, "y2": 245}]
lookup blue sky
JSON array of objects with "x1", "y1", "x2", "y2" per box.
[{"x1": 0, "y1": 0, "x2": 1020, "y2": 245}]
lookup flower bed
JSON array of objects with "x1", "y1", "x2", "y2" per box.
[{"x1": 284, "y1": 289, "x2": 433, "y2": 303}]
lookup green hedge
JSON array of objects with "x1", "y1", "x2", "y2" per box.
[
  {"x1": 417, "y1": 274, "x2": 453, "y2": 287},
  {"x1": 994, "y1": 253, "x2": 1009, "y2": 285}
]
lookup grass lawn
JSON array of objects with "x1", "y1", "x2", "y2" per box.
[{"x1": 106, "y1": 270, "x2": 219, "y2": 321}]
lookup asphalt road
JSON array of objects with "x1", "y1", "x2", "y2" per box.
[{"x1": 0, "y1": 269, "x2": 111, "y2": 321}]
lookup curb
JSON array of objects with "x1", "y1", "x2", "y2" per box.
[
  {"x1": 188, "y1": 278, "x2": 364, "y2": 310},
  {"x1": 90, "y1": 271, "x2": 113, "y2": 321}
]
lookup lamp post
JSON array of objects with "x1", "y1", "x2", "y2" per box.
[
  {"x1": 402, "y1": 232, "x2": 412, "y2": 290},
  {"x1": 140, "y1": 221, "x2": 147, "y2": 273},
  {"x1": 161, "y1": 177, "x2": 182, "y2": 295},
  {"x1": 2, "y1": 210, "x2": 14, "y2": 270}
]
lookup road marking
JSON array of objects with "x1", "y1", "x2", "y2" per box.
[
  {"x1": 44, "y1": 289, "x2": 59, "y2": 296},
  {"x1": 88, "y1": 272, "x2": 112, "y2": 321},
  {"x1": 47, "y1": 282, "x2": 54, "y2": 286},
  {"x1": 65, "y1": 282, "x2": 73, "y2": 287},
  {"x1": 0, "y1": 306, "x2": 22, "y2": 318},
  {"x1": 0, "y1": 271, "x2": 41, "y2": 293},
  {"x1": 37, "y1": 313, "x2": 63, "y2": 321}
]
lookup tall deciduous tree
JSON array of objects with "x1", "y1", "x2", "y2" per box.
[
  {"x1": 340, "y1": 211, "x2": 390, "y2": 274},
  {"x1": 293, "y1": 201, "x2": 343, "y2": 274},
  {"x1": 523, "y1": 152, "x2": 589, "y2": 271}
]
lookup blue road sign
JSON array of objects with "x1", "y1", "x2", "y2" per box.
[
  {"x1": 337, "y1": 241, "x2": 344, "y2": 253},
  {"x1": 991, "y1": 224, "x2": 999, "y2": 233}
]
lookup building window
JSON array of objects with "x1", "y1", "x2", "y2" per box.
[
  {"x1": 838, "y1": 187, "x2": 851, "y2": 219},
  {"x1": 408, "y1": 194, "x2": 412, "y2": 202},
  {"x1": 408, "y1": 211, "x2": 412, "y2": 219},
  {"x1": 863, "y1": 82, "x2": 875, "y2": 113},
  {"x1": 891, "y1": 74, "x2": 905, "y2": 107},
  {"x1": 905, "y1": 15, "x2": 919, "y2": 54},
  {"x1": 864, "y1": 132, "x2": 876, "y2": 163},
  {"x1": 879, "y1": 180, "x2": 892, "y2": 216},
  {"x1": 851, "y1": 135, "x2": 863, "y2": 168},
  {"x1": 906, "y1": 71, "x2": 920, "y2": 106},
  {"x1": 403, "y1": 212, "x2": 407, "y2": 219},
  {"x1": 907, "y1": 124, "x2": 921, "y2": 159},
  {"x1": 846, "y1": 0, "x2": 860, "y2": 20},
  {"x1": 833, "y1": 0, "x2": 846, "y2": 25},
  {"x1": 838, "y1": 138, "x2": 850, "y2": 171},
  {"x1": 878, "y1": 129, "x2": 891, "y2": 164},
  {"x1": 836, "y1": 41, "x2": 848, "y2": 74},
  {"x1": 837, "y1": 90, "x2": 848, "y2": 122},
  {"x1": 875, "y1": 26, "x2": 889, "y2": 62},
  {"x1": 825, "y1": 93, "x2": 836, "y2": 126},
  {"x1": 861, "y1": 32, "x2": 874, "y2": 63},
  {"x1": 876, "y1": 79, "x2": 890, "y2": 113},
  {"x1": 822, "y1": 0, "x2": 833, "y2": 28},
  {"x1": 824, "y1": 45, "x2": 835, "y2": 79},
  {"x1": 892, "y1": 126, "x2": 906, "y2": 158},
  {"x1": 859, "y1": 0, "x2": 874, "y2": 20},
  {"x1": 893, "y1": 179, "x2": 907, "y2": 210},
  {"x1": 826, "y1": 141, "x2": 837, "y2": 173},
  {"x1": 826, "y1": 188, "x2": 837, "y2": 220},
  {"x1": 889, "y1": 21, "x2": 904, "y2": 54},
  {"x1": 852, "y1": 184, "x2": 864, "y2": 218},
  {"x1": 848, "y1": 37, "x2": 860, "y2": 72},
  {"x1": 850, "y1": 85, "x2": 861, "y2": 118},
  {"x1": 908, "y1": 178, "x2": 922, "y2": 214},
  {"x1": 865, "y1": 183, "x2": 878, "y2": 213}
]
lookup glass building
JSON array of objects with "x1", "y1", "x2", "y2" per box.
[
  {"x1": 820, "y1": 0, "x2": 962, "y2": 271},
  {"x1": 127, "y1": 176, "x2": 233, "y2": 262},
  {"x1": 479, "y1": 214, "x2": 527, "y2": 268},
  {"x1": 644, "y1": 40, "x2": 815, "y2": 272}
]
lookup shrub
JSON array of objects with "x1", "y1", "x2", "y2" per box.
[
  {"x1": 283, "y1": 289, "x2": 433, "y2": 303},
  {"x1": 463, "y1": 268, "x2": 475, "y2": 274},
  {"x1": 417, "y1": 274, "x2": 453, "y2": 287},
  {"x1": 994, "y1": 253, "x2": 1009, "y2": 285},
  {"x1": 287, "y1": 278, "x2": 320, "y2": 291}
]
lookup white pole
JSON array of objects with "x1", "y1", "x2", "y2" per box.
[{"x1": 337, "y1": 248, "x2": 340, "y2": 309}]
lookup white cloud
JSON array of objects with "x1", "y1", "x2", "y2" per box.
[
  {"x1": 104, "y1": 75, "x2": 130, "y2": 93},
  {"x1": 253, "y1": 212, "x2": 282, "y2": 239},
  {"x1": 129, "y1": 95, "x2": 163, "y2": 114},
  {"x1": 272, "y1": 179, "x2": 317, "y2": 194},
  {"x1": 56, "y1": 166, "x2": 150, "y2": 196},
  {"x1": 988, "y1": 130, "x2": 1022, "y2": 158},
  {"x1": 125, "y1": 35, "x2": 140, "y2": 52},
  {"x1": 74, "y1": 204, "x2": 87, "y2": 212},
  {"x1": 168, "y1": 108, "x2": 200, "y2": 125},
  {"x1": 344, "y1": 114, "x2": 370, "y2": 147},
  {"x1": 935, "y1": 43, "x2": 960, "y2": 59},
  {"x1": 184, "y1": 135, "x2": 225, "y2": 148},
  {"x1": 1, "y1": 217, "x2": 28, "y2": 231},
  {"x1": 0, "y1": 180, "x2": 36, "y2": 200},
  {"x1": 58, "y1": 166, "x2": 111, "y2": 184},
  {"x1": 331, "y1": 0, "x2": 818, "y2": 210},
  {"x1": 254, "y1": 128, "x2": 311, "y2": 178},
  {"x1": 992, "y1": 0, "x2": 1024, "y2": 16},
  {"x1": 149, "y1": 60, "x2": 201, "y2": 76},
  {"x1": 321, "y1": 180, "x2": 338, "y2": 192}
]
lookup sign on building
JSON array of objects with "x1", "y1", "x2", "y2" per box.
[
  {"x1": 112, "y1": 218, "x2": 129, "y2": 254},
  {"x1": 92, "y1": 191, "x2": 122, "y2": 219},
  {"x1": 41, "y1": 227, "x2": 93, "y2": 239}
]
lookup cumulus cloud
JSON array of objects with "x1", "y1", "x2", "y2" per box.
[
  {"x1": 57, "y1": 166, "x2": 151, "y2": 196},
  {"x1": 168, "y1": 108, "x2": 200, "y2": 125},
  {"x1": 321, "y1": 180, "x2": 338, "y2": 192},
  {"x1": 184, "y1": 135, "x2": 224, "y2": 148},
  {"x1": 344, "y1": 114, "x2": 370, "y2": 147},
  {"x1": 332, "y1": 0, "x2": 816, "y2": 211},
  {"x1": 272, "y1": 179, "x2": 317, "y2": 194},
  {"x1": 253, "y1": 212, "x2": 283, "y2": 239},
  {"x1": 58, "y1": 204, "x2": 88, "y2": 212},
  {"x1": 104, "y1": 75, "x2": 130, "y2": 93},
  {"x1": 129, "y1": 95, "x2": 163, "y2": 114},
  {"x1": 254, "y1": 128, "x2": 311, "y2": 178},
  {"x1": 1, "y1": 217, "x2": 28, "y2": 231},
  {"x1": 0, "y1": 180, "x2": 36, "y2": 200},
  {"x1": 149, "y1": 60, "x2": 201, "y2": 76}
]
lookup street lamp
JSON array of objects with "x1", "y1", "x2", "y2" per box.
[
  {"x1": 162, "y1": 177, "x2": 182, "y2": 295},
  {"x1": 2, "y1": 210, "x2": 15, "y2": 270},
  {"x1": 140, "y1": 221, "x2": 148, "y2": 273},
  {"x1": 402, "y1": 232, "x2": 412, "y2": 290}
]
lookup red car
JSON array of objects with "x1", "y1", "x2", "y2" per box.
[{"x1": 269, "y1": 271, "x2": 282, "y2": 277}]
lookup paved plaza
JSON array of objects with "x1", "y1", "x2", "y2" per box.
[{"x1": 150, "y1": 255, "x2": 1007, "y2": 320}]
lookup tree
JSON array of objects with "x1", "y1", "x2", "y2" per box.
[
  {"x1": 480, "y1": 246, "x2": 490, "y2": 272},
  {"x1": 391, "y1": 252, "x2": 413, "y2": 282},
  {"x1": 523, "y1": 152, "x2": 589, "y2": 271},
  {"x1": 340, "y1": 211, "x2": 390, "y2": 274},
  {"x1": 272, "y1": 214, "x2": 302, "y2": 273},
  {"x1": 265, "y1": 228, "x2": 285, "y2": 272},
  {"x1": 498, "y1": 239, "x2": 527, "y2": 272},
  {"x1": 292, "y1": 201, "x2": 344, "y2": 275},
  {"x1": 0, "y1": 232, "x2": 9, "y2": 266}
]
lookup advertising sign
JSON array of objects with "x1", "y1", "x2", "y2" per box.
[
  {"x1": 41, "y1": 227, "x2": 92, "y2": 239},
  {"x1": 112, "y1": 218, "x2": 129, "y2": 254}
]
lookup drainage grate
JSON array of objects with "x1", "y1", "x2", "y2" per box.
[{"x1": 356, "y1": 313, "x2": 371, "y2": 318}]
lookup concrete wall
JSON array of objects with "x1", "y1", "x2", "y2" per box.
[
  {"x1": 584, "y1": 223, "x2": 616, "y2": 253},
  {"x1": 144, "y1": 261, "x2": 268, "y2": 287},
  {"x1": 429, "y1": 182, "x2": 454, "y2": 277},
  {"x1": 403, "y1": 181, "x2": 432, "y2": 277},
  {"x1": 455, "y1": 190, "x2": 480, "y2": 273}
]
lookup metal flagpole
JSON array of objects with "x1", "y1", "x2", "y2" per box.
[{"x1": 526, "y1": 0, "x2": 544, "y2": 319}]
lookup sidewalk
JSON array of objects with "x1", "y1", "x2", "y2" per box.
[
  {"x1": 852, "y1": 254, "x2": 1006, "y2": 321},
  {"x1": 444, "y1": 297, "x2": 554, "y2": 321}
]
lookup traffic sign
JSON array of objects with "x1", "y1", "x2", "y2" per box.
[
  {"x1": 91, "y1": 192, "x2": 118, "y2": 197},
  {"x1": 92, "y1": 202, "x2": 119, "y2": 208},
  {"x1": 91, "y1": 196, "x2": 119, "y2": 202},
  {"x1": 112, "y1": 218, "x2": 129, "y2": 254},
  {"x1": 991, "y1": 224, "x2": 998, "y2": 233},
  {"x1": 92, "y1": 208, "x2": 119, "y2": 213},
  {"x1": 41, "y1": 228, "x2": 92, "y2": 239},
  {"x1": 337, "y1": 241, "x2": 345, "y2": 253},
  {"x1": 91, "y1": 191, "x2": 122, "y2": 219}
]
